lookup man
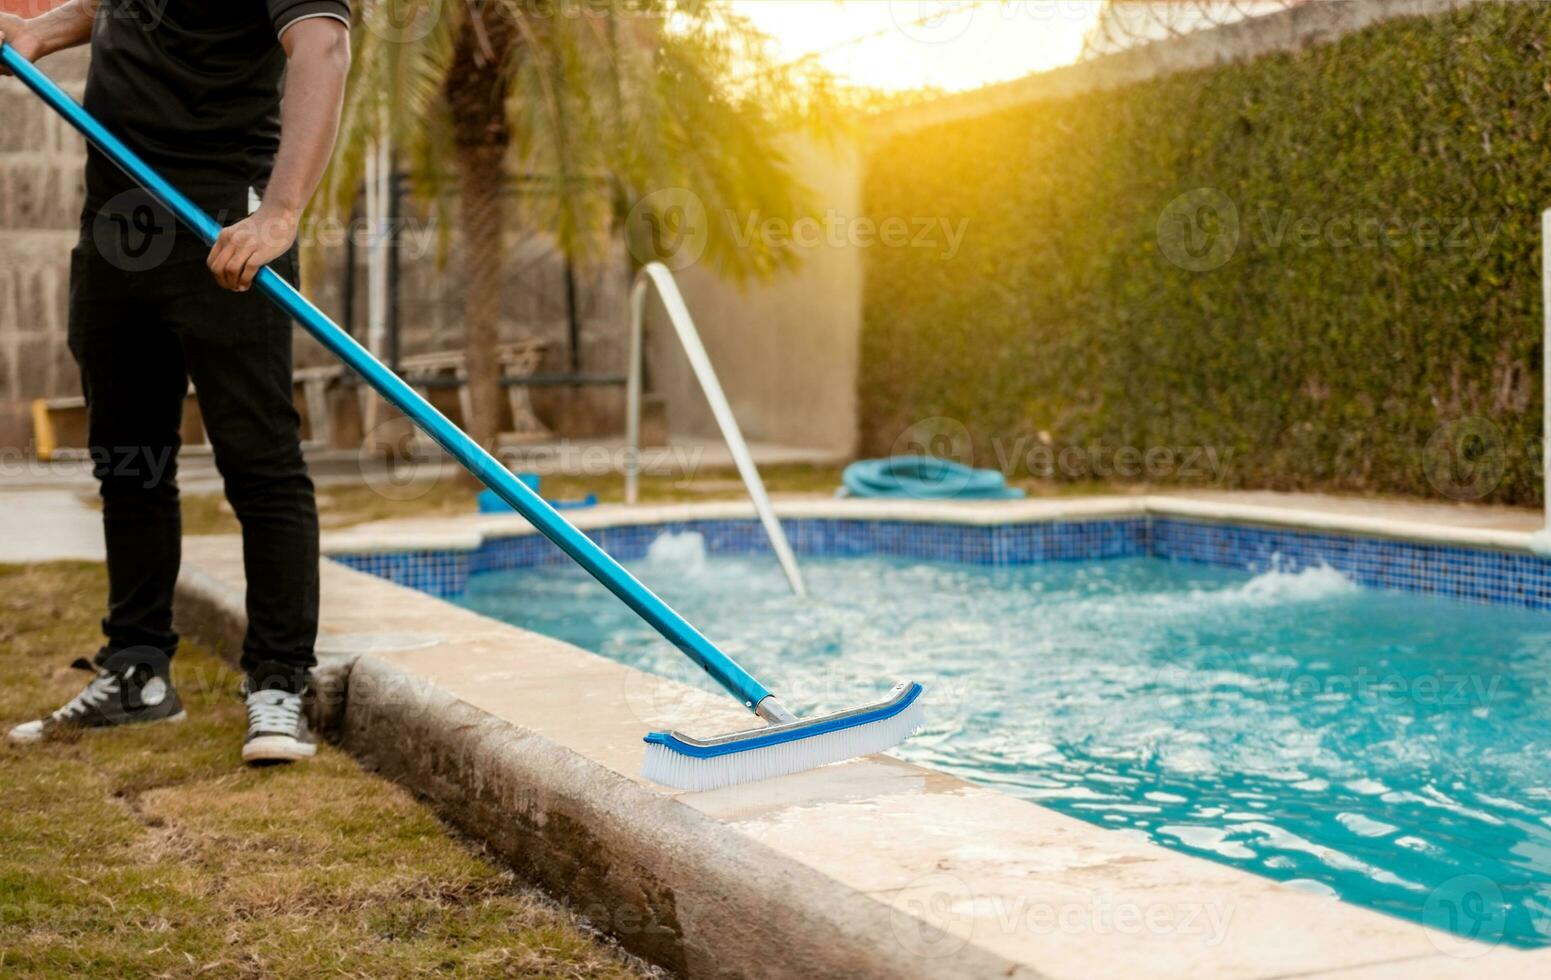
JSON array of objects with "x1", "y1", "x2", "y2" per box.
[{"x1": 1, "y1": 1, "x2": 350, "y2": 763}]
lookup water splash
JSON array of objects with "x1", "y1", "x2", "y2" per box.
[
  {"x1": 1526, "y1": 527, "x2": 1551, "y2": 557},
  {"x1": 1229, "y1": 563, "x2": 1358, "y2": 605},
  {"x1": 644, "y1": 531, "x2": 707, "y2": 575}
]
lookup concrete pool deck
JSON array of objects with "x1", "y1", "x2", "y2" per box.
[{"x1": 174, "y1": 495, "x2": 1551, "y2": 978}]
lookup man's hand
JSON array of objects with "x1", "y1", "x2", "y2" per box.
[
  {"x1": 207, "y1": 16, "x2": 351, "y2": 294},
  {"x1": 0, "y1": 15, "x2": 45, "y2": 72},
  {"x1": 0, "y1": 1, "x2": 98, "y2": 75},
  {"x1": 206, "y1": 204, "x2": 299, "y2": 292},
  {"x1": 201, "y1": 17, "x2": 349, "y2": 293}
]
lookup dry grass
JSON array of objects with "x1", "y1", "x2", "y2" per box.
[
  {"x1": 0, "y1": 563, "x2": 653, "y2": 979},
  {"x1": 180, "y1": 464, "x2": 851, "y2": 536},
  {"x1": 179, "y1": 462, "x2": 1138, "y2": 536}
]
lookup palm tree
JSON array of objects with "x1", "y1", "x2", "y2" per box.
[{"x1": 325, "y1": 0, "x2": 840, "y2": 449}]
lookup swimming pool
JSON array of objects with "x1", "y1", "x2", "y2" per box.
[{"x1": 445, "y1": 530, "x2": 1551, "y2": 950}]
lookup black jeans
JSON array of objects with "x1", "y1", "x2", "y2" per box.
[{"x1": 68, "y1": 197, "x2": 319, "y2": 694}]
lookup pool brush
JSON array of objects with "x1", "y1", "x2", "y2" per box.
[{"x1": 3, "y1": 42, "x2": 923, "y2": 792}]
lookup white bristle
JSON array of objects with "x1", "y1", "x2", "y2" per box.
[{"x1": 641, "y1": 699, "x2": 926, "y2": 792}]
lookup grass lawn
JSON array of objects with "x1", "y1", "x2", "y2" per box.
[
  {"x1": 180, "y1": 463, "x2": 849, "y2": 536},
  {"x1": 179, "y1": 462, "x2": 1136, "y2": 536},
  {"x1": 0, "y1": 563, "x2": 651, "y2": 979}
]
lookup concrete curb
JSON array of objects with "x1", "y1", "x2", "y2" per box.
[{"x1": 342, "y1": 655, "x2": 1032, "y2": 979}]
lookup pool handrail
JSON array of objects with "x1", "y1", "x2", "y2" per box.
[{"x1": 626, "y1": 264, "x2": 808, "y2": 597}]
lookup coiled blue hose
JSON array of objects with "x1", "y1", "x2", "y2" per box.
[{"x1": 841, "y1": 456, "x2": 1025, "y2": 500}]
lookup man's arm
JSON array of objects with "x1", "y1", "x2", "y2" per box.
[
  {"x1": 0, "y1": 0, "x2": 100, "y2": 72},
  {"x1": 207, "y1": 17, "x2": 350, "y2": 293}
]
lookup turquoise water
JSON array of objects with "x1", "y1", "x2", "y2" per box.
[{"x1": 458, "y1": 533, "x2": 1551, "y2": 948}]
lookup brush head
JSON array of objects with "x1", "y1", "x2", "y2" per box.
[{"x1": 641, "y1": 682, "x2": 925, "y2": 792}]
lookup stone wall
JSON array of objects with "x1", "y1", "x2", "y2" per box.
[{"x1": 0, "y1": 42, "x2": 86, "y2": 448}]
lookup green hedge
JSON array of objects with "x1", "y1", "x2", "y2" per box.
[{"x1": 861, "y1": 2, "x2": 1551, "y2": 504}]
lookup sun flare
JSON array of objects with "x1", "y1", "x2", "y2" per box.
[{"x1": 730, "y1": 0, "x2": 1102, "y2": 93}]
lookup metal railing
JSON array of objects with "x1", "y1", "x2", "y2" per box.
[{"x1": 626, "y1": 263, "x2": 808, "y2": 597}]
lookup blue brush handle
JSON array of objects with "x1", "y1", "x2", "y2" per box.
[{"x1": 2, "y1": 42, "x2": 773, "y2": 712}]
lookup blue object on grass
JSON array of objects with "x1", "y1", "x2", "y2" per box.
[
  {"x1": 842, "y1": 456, "x2": 1025, "y2": 500},
  {"x1": 477, "y1": 474, "x2": 539, "y2": 513},
  {"x1": 478, "y1": 483, "x2": 596, "y2": 513}
]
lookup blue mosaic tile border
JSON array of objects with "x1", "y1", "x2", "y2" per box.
[
  {"x1": 330, "y1": 515, "x2": 1551, "y2": 611},
  {"x1": 1151, "y1": 518, "x2": 1551, "y2": 610},
  {"x1": 333, "y1": 548, "x2": 472, "y2": 598}
]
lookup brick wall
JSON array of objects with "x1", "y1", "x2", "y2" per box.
[{"x1": 0, "y1": 34, "x2": 87, "y2": 448}]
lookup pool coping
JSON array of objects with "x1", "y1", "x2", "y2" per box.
[{"x1": 176, "y1": 497, "x2": 1551, "y2": 978}]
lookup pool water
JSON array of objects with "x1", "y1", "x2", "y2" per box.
[{"x1": 458, "y1": 533, "x2": 1551, "y2": 948}]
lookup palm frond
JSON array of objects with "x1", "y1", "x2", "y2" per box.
[{"x1": 325, "y1": 0, "x2": 851, "y2": 283}]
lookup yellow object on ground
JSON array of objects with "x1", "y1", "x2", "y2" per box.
[{"x1": 30, "y1": 399, "x2": 55, "y2": 461}]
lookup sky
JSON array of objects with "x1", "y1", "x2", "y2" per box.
[{"x1": 729, "y1": 0, "x2": 1103, "y2": 93}]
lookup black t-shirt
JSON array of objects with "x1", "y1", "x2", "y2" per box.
[{"x1": 83, "y1": 0, "x2": 349, "y2": 216}]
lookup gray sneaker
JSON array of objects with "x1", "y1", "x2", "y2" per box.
[
  {"x1": 8, "y1": 657, "x2": 186, "y2": 744},
  {"x1": 241, "y1": 684, "x2": 316, "y2": 765}
]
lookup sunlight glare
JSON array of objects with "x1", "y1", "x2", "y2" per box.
[{"x1": 730, "y1": 0, "x2": 1103, "y2": 93}]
